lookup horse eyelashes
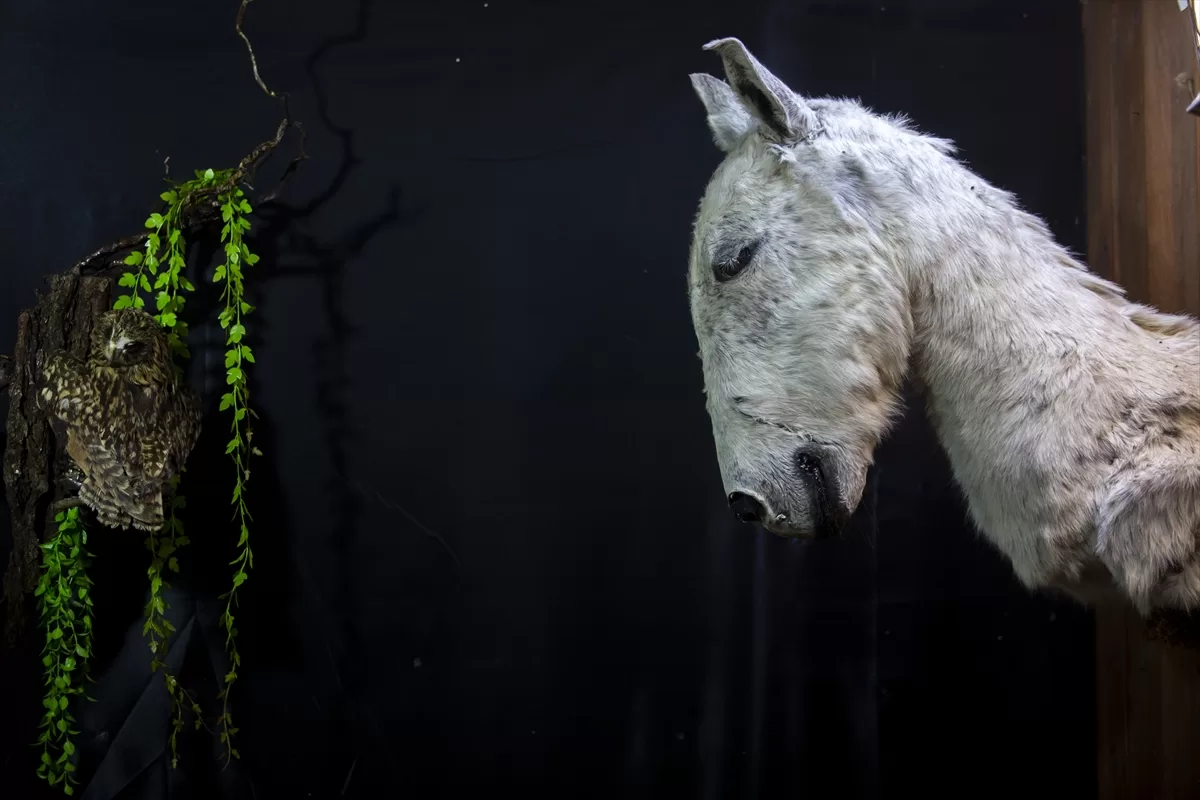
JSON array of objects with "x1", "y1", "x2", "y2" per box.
[{"x1": 713, "y1": 240, "x2": 761, "y2": 283}]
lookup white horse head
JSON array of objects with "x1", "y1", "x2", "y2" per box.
[
  {"x1": 688, "y1": 37, "x2": 925, "y2": 539},
  {"x1": 687, "y1": 37, "x2": 1200, "y2": 613}
]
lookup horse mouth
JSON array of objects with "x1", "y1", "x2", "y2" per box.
[
  {"x1": 757, "y1": 449, "x2": 846, "y2": 540},
  {"x1": 793, "y1": 450, "x2": 842, "y2": 539}
]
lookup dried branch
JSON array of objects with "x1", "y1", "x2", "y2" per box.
[
  {"x1": 71, "y1": 116, "x2": 305, "y2": 276},
  {"x1": 71, "y1": 0, "x2": 305, "y2": 277},
  {"x1": 237, "y1": 0, "x2": 278, "y2": 99}
]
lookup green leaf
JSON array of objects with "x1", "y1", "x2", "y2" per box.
[
  {"x1": 227, "y1": 367, "x2": 244, "y2": 383},
  {"x1": 168, "y1": 557, "x2": 179, "y2": 573},
  {"x1": 160, "y1": 312, "x2": 177, "y2": 327},
  {"x1": 50, "y1": 627, "x2": 63, "y2": 640},
  {"x1": 225, "y1": 350, "x2": 239, "y2": 368},
  {"x1": 42, "y1": 654, "x2": 52, "y2": 667},
  {"x1": 168, "y1": 228, "x2": 180, "y2": 245},
  {"x1": 63, "y1": 657, "x2": 76, "y2": 671},
  {"x1": 54, "y1": 677, "x2": 66, "y2": 690},
  {"x1": 124, "y1": 251, "x2": 144, "y2": 266},
  {"x1": 155, "y1": 273, "x2": 171, "y2": 291},
  {"x1": 64, "y1": 785, "x2": 75, "y2": 796},
  {"x1": 160, "y1": 190, "x2": 178, "y2": 204},
  {"x1": 75, "y1": 644, "x2": 87, "y2": 658},
  {"x1": 139, "y1": 274, "x2": 152, "y2": 292},
  {"x1": 133, "y1": 296, "x2": 146, "y2": 309},
  {"x1": 240, "y1": 345, "x2": 256, "y2": 363},
  {"x1": 179, "y1": 276, "x2": 195, "y2": 292},
  {"x1": 219, "y1": 393, "x2": 235, "y2": 411},
  {"x1": 204, "y1": 168, "x2": 215, "y2": 181},
  {"x1": 34, "y1": 583, "x2": 46, "y2": 597},
  {"x1": 225, "y1": 439, "x2": 239, "y2": 455},
  {"x1": 235, "y1": 408, "x2": 246, "y2": 422},
  {"x1": 57, "y1": 719, "x2": 67, "y2": 732},
  {"x1": 244, "y1": 251, "x2": 260, "y2": 267},
  {"x1": 117, "y1": 273, "x2": 137, "y2": 288},
  {"x1": 59, "y1": 696, "x2": 69, "y2": 710},
  {"x1": 228, "y1": 324, "x2": 246, "y2": 344}
]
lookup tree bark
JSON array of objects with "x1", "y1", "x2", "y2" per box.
[{"x1": 2, "y1": 274, "x2": 112, "y2": 643}]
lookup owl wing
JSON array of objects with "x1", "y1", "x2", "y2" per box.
[
  {"x1": 168, "y1": 381, "x2": 203, "y2": 472},
  {"x1": 37, "y1": 353, "x2": 91, "y2": 425},
  {"x1": 119, "y1": 381, "x2": 202, "y2": 531},
  {"x1": 74, "y1": 410, "x2": 160, "y2": 531}
]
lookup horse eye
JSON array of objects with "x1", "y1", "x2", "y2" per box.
[{"x1": 713, "y1": 240, "x2": 760, "y2": 283}]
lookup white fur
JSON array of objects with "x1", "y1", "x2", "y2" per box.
[{"x1": 688, "y1": 37, "x2": 1200, "y2": 613}]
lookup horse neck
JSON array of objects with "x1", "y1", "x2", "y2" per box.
[{"x1": 896, "y1": 173, "x2": 1184, "y2": 472}]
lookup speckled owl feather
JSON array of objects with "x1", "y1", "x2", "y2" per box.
[{"x1": 37, "y1": 308, "x2": 202, "y2": 532}]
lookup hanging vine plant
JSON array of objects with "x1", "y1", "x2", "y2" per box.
[{"x1": 2, "y1": 0, "x2": 306, "y2": 793}]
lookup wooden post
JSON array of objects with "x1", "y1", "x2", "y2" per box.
[{"x1": 1083, "y1": 1, "x2": 1200, "y2": 798}]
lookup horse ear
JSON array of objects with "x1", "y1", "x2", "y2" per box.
[
  {"x1": 702, "y1": 37, "x2": 818, "y2": 144},
  {"x1": 690, "y1": 73, "x2": 754, "y2": 152}
]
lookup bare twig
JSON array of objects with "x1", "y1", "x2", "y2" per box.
[
  {"x1": 237, "y1": 0, "x2": 277, "y2": 99},
  {"x1": 71, "y1": 117, "x2": 304, "y2": 275},
  {"x1": 71, "y1": 0, "x2": 306, "y2": 277}
]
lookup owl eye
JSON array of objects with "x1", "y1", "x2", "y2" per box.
[
  {"x1": 713, "y1": 240, "x2": 761, "y2": 283},
  {"x1": 122, "y1": 341, "x2": 147, "y2": 358}
]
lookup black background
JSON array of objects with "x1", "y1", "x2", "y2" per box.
[{"x1": 0, "y1": 1, "x2": 1096, "y2": 798}]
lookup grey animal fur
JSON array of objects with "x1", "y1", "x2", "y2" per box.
[{"x1": 688, "y1": 37, "x2": 1200, "y2": 613}]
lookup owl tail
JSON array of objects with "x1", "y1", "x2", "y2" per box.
[{"x1": 79, "y1": 477, "x2": 165, "y2": 532}]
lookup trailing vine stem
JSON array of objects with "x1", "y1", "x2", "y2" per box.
[
  {"x1": 214, "y1": 186, "x2": 259, "y2": 765},
  {"x1": 116, "y1": 169, "x2": 233, "y2": 770},
  {"x1": 114, "y1": 170, "x2": 261, "y2": 769},
  {"x1": 34, "y1": 507, "x2": 95, "y2": 796}
]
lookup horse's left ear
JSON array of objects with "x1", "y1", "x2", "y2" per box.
[{"x1": 703, "y1": 37, "x2": 818, "y2": 145}]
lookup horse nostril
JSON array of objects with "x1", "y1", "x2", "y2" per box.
[{"x1": 728, "y1": 492, "x2": 765, "y2": 525}]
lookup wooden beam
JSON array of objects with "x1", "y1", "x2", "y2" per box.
[{"x1": 1082, "y1": 1, "x2": 1200, "y2": 798}]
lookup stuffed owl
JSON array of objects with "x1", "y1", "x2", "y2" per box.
[{"x1": 37, "y1": 308, "x2": 202, "y2": 531}]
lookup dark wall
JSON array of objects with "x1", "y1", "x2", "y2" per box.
[{"x1": 0, "y1": 1, "x2": 1095, "y2": 798}]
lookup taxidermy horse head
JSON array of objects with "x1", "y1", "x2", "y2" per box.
[{"x1": 687, "y1": 37, "x2": 1200, "y2": 613}]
